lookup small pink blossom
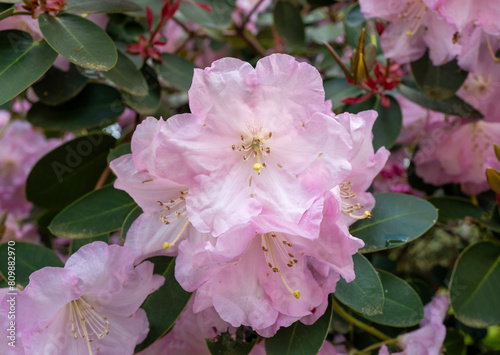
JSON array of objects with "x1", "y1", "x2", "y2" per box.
[
  {"x1": 379, "y1": 295, "x2": 449, "y2": 355},
  {"x1": 13, "y1": 242, "x2": 164, "y2": 355}
]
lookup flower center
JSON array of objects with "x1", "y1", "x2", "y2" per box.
[
  {"x1": 261, "y1": 232, "x2": 300, "y2": 299},
  {"x1": 463, "y1": 73, "x2": 492, "y2": 98},
  {"x1": 232, "y1": 131, "x2": 272, "y2": 175},
  {"x1": 69, "y1": 298, "x2": 109, "y2": 355},
  {"x1": 398, "y1": 0, "x2": 427, "y2": 36},
  {"x1": 157, "y1": 189, "x2": 190, "y2": 250},
  {"x1": 339, "y1": 182, "x2": 372, "y2": 219}
]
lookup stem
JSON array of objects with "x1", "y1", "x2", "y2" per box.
[
  {"x1": 323, "y1": 41, "x2": 353, "y2": 81},
  {"x1": 240, "y1": 0, "x2": 266, "y2": 29},
  {"x1": 237, "y1": 29, "x2": 267, "y2": 57},
  {"x1": 331, "y1": 297, "x2": 391, "y2": 341},
  {"x1": 94, "y1": 166, "x2": 110, "y2": 190},
  {"x1": 0, "y1": 116, "x2": 10, "y2": 140},
  {"x1": 357, "y1": 338, "x2": 400, "y2": 354}
]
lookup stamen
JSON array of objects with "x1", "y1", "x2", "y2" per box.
[
  {"x1": 261, "y1": 233, "x2": 300, "y2": 299},
  {"x1": 163, "y1": 219, "x2": 190, "y2": 250},
  {"x1": 339, "y1": 182, "x2": 372, "y2": 220},
  {"x1": 485, "y1": 34, "x2": 500, "y2": 63},
  {"x1": 398, "y1": 1, "x2": 427, "y2": 37}
]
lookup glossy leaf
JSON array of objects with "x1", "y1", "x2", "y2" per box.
[
  {"x1": 49, "y1": 184, "x2": 137, "y2": 239},
  {"x1": 178, "y1": 0, "x2": 234, "y2": 30},
  {"x1": 135, "y1": 257, "x2": 192, "y2": 351},
  {"x1": 38, "y1": 13, "x2": 117, "y2": 71},
  {"x1": 323, "y1": 78, "x2": 363, "y2": 111},
  {"x1": 335, "y1": 253, "x2": 384, "y2": 316},
  {"x1": 450, "y1": 241, "x2": 500, "y2": 328},
  {"x1": 64, "y1": 0, "x2": 142, "y2": 13},
  {"x1": 121, "y1": 205, "x2": 142, "y2": 240},
  {"x1": 398, "y1": 78, "x2": 483, "y2": 119},
  {"x1": 350, "y1": 193, "x2": 438, "y2": 253},
  {"x1": 265, "y1": 298, "x2": 333, "y2": 355},
  {"x1": 107, "y1": 142, "x2": 132, "y2": 165},
  {"x1": 155, "y1": 53, "x2": 196, "y2": 91},
  {"x1": 69, "y1": 234, "x2": 109, "y2": 255},
  {"x1": 28, "y1": 83, "x2": 124, "y2": 131},
  {"x1": 0, "y1": 30, "x2": 57, "y2": 105},
  {"x1": 122, "y1": 65, "x2": 161, "y2": 115},
  {"x1": 32, "y1": 64, "x2": 88, "y2": 106},
  {"x1": 102, "y1": 50, "x2": 148, "y2": 96},
  {"x1": 274, "y1": 1, "x2": 305, "y2": 46},
  {"x1": 344, "y1": 4, "x2": 369, "y2": 49},
  {"x1": 411, "y1": 51, "x2": 468, "y2": 101},
  {"x1": 443, "y1": 329, "x2": 466, "y2": 355},
  {"x1": 427, "y1": 196, "x2": 484, "y2": 223},
  {"x1": 0, "y1": 242, "x2": 63, "y2": 287},
  {"x1": 362, "y1": 270, "x2": 424, "y2": 327},
  {"x1": 26, "y1": 134, "x2": 116, "y2": 210}
]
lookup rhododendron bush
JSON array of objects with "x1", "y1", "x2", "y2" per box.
[{"x1": 1, "y1": 0, "x2": 500, "y2": 354}]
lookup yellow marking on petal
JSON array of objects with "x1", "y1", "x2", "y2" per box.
[{"x1": 163, "y1": 219, "x2": 189, "y2": 250}]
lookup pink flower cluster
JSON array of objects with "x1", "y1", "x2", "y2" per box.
[{"x1": 111, "y1": 54, "x2": 389, "y2": 336}]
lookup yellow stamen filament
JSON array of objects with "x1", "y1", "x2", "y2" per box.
[
  {"x1": 69, "y1": 298, "x2": 109, "y2": 355},
  {"x1": 339, "y1": 182, "x2": 372, "y2": 220},
  {"x1": 485, "y1": 34, "x2": 500, "y2": 63},
  {"x1": 163, "y1": 219, "x2": 190, "y2": 250},
  {"x1": 398, "y1": 1, "x2": 427, "y2": 36},
  {"x1": 262, "y1": 233, "x2": 300, "y2": 299}
]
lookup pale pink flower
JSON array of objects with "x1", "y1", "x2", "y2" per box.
[
  {"x1": 335, "y1": 111, "x2": 390, "y2": 226},
  {"x1": 395, "y1": 94, "x2": 429, "y2": 146},
  {"x1": 156, "y1": 54, "x2": 353, "y2": 238},
  {"x1": 1, "y1": 215, "x2": 41, "y2": 244},
  {"x1": 0, "y1": 115, "x2": 64, "y2": 218},
  {"x1": 110, "y1": 117, "x2": 195, "y2": 263},
  {"x1": 175, "y1": 191, "x2": 363, "y2": 337},
  {"x1": 379, "y1": 295, "x2": 449, "y2": 355},
  {"x1": 137, "y1": 297, "x2": 234, "y2": 355},
  {"x1": 14, "y1": 242, "x2": 164, "y2": 355},
  {"x1": 359, "y1": 0, "x2": 460, "y2": 65}
]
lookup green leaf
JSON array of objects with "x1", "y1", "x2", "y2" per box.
[
  {"x1": 398, "y1": 78, "x2": 483, "y2": 119},
  {"x1": 0, "y1": 242, "x2": 63, "y2": 287},
  {"x1": 27, "y1": 83, "x2": 124, "y2": 131},
  {"x1": 38, "y1": 13, "x2": 117, "y2": 71},
  {"x1": 427, "y1": 196, "x2": 484, "y2": 223},
  {"x1": 102, "y1": 50, "x2": 148, "y2": 96},
  {"x1": 32, "y1": 64, "x2": 88, "y2": 106},
  {"x1": 265, "y1": 297, "x2": 333, "y2": 355},
  {"x1": 207, "y1": 332, "x2": 256, "y2": 355},
  {"x1": 122, "y1": 65, "x2": 161, "y2": 115},
  {"x1": 274, "y1": 1, "x2": 305, "y2": 46},
  {"x1": 443, "y1": 329, "x2": 466, "y2": 355},
  {"x1": 410, "y1": 50, "x2": 468, "y2": 101},
  {"x1": 107, "y1": 142, "x2": 132, "y2": 165},
  {"x1": 362, "y1": 270, "x2": 423, "y2": 327},
  {"x1": 306, "y1": 23, "x2": 343, "y2": 45},
  {"x1": 49, "y1": 185, "x2": 137, "y2": 239},
  {"x1": 335, "y1": 253, "x2": 384, "y2": 316},
  {"x1": 323, "y1": 78, "x2": 363, "y2": 111},
  {"x1": 64, "y1": 0, "x2": 142, "y2": 13},
  {"x1": 26, "y1": 134, "x2": 116, "y2": 210},
  {"x1": 450, "y1": 241, "x2": 500, "y2": 328},
  {"x1": 135, "y1": 257, "x2": 192, "y2": 351},
  {"x1": 155, "y1": 53, "x2": 196, "y2": 91},
  {"x1": 69, "y1": 234, "x2": 110, "y2": 255},
  {"x1": 0, "y1": 30, "x2": 57, "y2": 105},
  {"x1": 344, "y1": 4, "x2": 371, "y2": 48},
  {"x1": 121, "y1": 205, "x2": 142, "y2": 240},
  {"x1": 178, "y1": 0, "x2": 234, "y2": 30},
  {"x1": 350, "y1": 193, "x2": 438, "y2": 253}
]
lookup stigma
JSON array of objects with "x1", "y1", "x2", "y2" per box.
[
  {"x1": 339, "y1": 182, "x2": 372, "y2": 220},
  {"x1": 261, "y1": 232, "x2": 300, "y2": 299},
  {"x1": 232, "y1": 131, "x2": 272, "y2": 175},
  {"x1": 69, "y1": 297, "x2": 109, "y2": 355}
]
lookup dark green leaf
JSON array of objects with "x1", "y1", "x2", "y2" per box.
[
  {"x1": 443, "y1": 329, "x2": 466, "y2": 355},
  {"x1": 26, "y1": 134, "x2": 116, "y2": 210},
  {"x1": 49, "y1": 184, "x2": 137, "y2": 239},
  {"x1": 306, "y1": 23, "x2": 343, "y2": 45},
  {"x1": 335, "y1": 253, "x2": 384, "y2": 316},
  {"x1": 427, "y1": 196, "x2": 484, "y2": 223},
  {"x1": 0, "y1": 6, "x2": 14, "y2": 20},
  {"x1": 28, "y1": 83, "x2": 124, "y2": 131},
  {"x1": 155, "y1": 53, "x2": 196, "y2": 91},
  {"x1": 450, "y1": 241, "x2": 500, "y2": 328},
  {"x1": 207, "y1": 332, "x2": 256, "y2": 355},
  {"x1": 64, "y1": 0, "x2": 142, "y2": 13},
  {"x1": 107, "y1": 142, "x2": 132, "y2": 165},
  {"x1": 323, "y1": 78, "x2": 363, "y2": 111},
  {"x1": 265, "y1": 297, "x2": 333, "y2": 355},
  {"x1": 307, "y1": 0, "x2": 337, "y2": 7},
  {"x1": 350, "y1": 193, "x2": 438, "y2": 253},
  {"x1": 122, "y1": 65, "x2": 161, "y2": 115},
  {"x1": 274, "y1": 1, "x2": 305, "y2": 46},
  {"x1": 38, "y1": 13, "x2": 117, "y2": 71},
  {"x1": 398, "y1": 78, "x2": 483, "y2": 119},
  {"x1": 344, "y1": 4, "x2": 368, "y2": 48},
  {"x1": 121, "y1": 205, "x2": 142, "y2": 240},
  {"x1": 102, "y1": 50, "x2": 148, "y2": 96},
  {"x1": 0, "y1": 242, "x2": 63, "y2": 287},
  {"x1": 69, "y1": 234, "x2": 110, "y2": 255},
  {"x1": 362, "y1": 270, "x2": 423, "y2": 327},
  {"x1": 178, "y1": 0, "x2": 234, "y2": 30},
  {"x1": 0, "y1": 30, "x2": 57, "y2": 105},
  {"x1": 135, "y1": 258, "x2": 192, "y2": 351},
  {"x1": 347, "y1": 95, "x2": 402, "y2": 150},
  {"x1": 33, "y1": 64, "x2": 88, "y2": 106},
  {"x1": 411, "y1": 51, "x2": 468, "y2": 101}
]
